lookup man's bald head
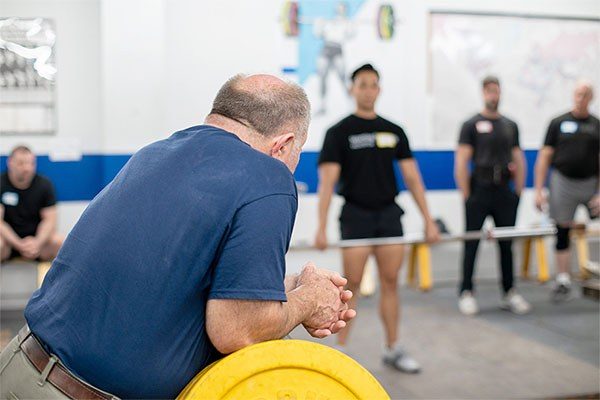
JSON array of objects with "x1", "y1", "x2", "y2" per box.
[{"x1": 209, "y1": 74, "x2": 310, "y2": 139}]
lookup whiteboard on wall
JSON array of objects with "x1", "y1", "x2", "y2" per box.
[{"x1": 429, "y1": 12, "x2": 600, "y2": 148}]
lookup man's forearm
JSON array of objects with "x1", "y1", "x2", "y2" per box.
[
  {"x1": 406, "y1": 177, "x2": 433, "y2": 223},
  {"x1": 514, "y1": 151, "x2": 526, "y2": 194},
  {"x1": 206, "y1": 286, "x2": 315, "y2": 354},
  {"x1": 317, "y1": 186, "x2": 334, "y2": 230},
  {"x1": 1, "y1": 222, "x2": 22, "y2": 248},
  {"x1": 35, "y1": 217, "x2": 56, "y2": 245},
  {"x1": 455, "y1": 163, "x2": 470, "y2": 198},
  {"x1": 534, "y1": 158, "x2": 550, "y2": 192}
]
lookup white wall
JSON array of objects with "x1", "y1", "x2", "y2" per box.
[
  {"x1": 1, "y1": 0, "x2": 598, "y2": 237},
  {"x1": 0, "y1": 0, "x2": 102, "y2": 157}
]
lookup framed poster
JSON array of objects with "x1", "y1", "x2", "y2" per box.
[{"x1": 0, "y1": 18, "x2": 57, "y2": 135}]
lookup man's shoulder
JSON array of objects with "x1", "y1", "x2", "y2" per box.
[
  {"x1": 198, "y1": 129, "x2": 297, "y2": 201},
  {"x1": 0, "y1": 172, "x2": 9, "y2": 192},
  {"x1": 31, "y1": 174, "x2": 54, "y2": 191},
  {"x1": 243, "y1": 154, "x2": 297, "y2": 201},
  {"x1": 462, "y1": 113, "x2": 482, "y2": 127},
  {"x1": 550, "y1": 112, "x2": 572, "y2": 125},
  {"x1": 376, "y1": 115, "x2": 404, "y2": 131},
  {"x1": 500, "y1": 115, "x2": 518, "y2": 127},
  {"x1": 327, "y1": 115, "x2": 355, "y2": 133}
]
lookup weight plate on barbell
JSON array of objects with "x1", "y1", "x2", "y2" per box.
[
  {"x1": 177, "y1": 340, "x2": 390, "y2": 400},
  {"x1": 282, "y1": 1, "x2": 299, "y2": 37},
  {"x1": 377, "y1": 4, "x2": 395, "y2": 40}
]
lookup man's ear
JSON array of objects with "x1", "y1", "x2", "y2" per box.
[{"x1": 270, "y1": 132, "x2": 296, "y2": 158}]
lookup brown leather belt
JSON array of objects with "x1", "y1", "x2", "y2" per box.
[{"x1": 18, "y1": 326, "x2": 117, "y2": 400}]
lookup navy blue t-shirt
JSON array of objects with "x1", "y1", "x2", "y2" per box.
[{"x1": 24, "y1": 126, "x2": 298, "y2": 399}]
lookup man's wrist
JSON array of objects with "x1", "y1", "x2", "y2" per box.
[
  {"x1": 284, "y1": 274, "x2": 299, "y2": 293},
  {"x1": 288, "y1": 284, "x2": 316, "y2": 321}
]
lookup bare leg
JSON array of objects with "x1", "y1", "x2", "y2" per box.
[
  {"x1": 0, "y1": 237, "x2": 12, "y2": 262},
  {"x1": 556, "y1": 250, "x2": 571, "y2": 275},
  {"x1": 39, "y1": 232, "x2": 64, "y2": 261},
  {"x1": 373, "y1": 244, "x2": 405, "y2": 348},
  {"x1": 337, "y1": 246, "x2": 372, "y2": 346}
]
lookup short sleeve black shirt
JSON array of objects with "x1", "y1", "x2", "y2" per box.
[
  {"x1": 318, "y1": 114, "x2": 412, "y2": 209},
  {"x1": 543, "y1": 112, "x2": 599, "y2": 179},
  {"x1": 458, "y1": 113, "x2": 520, "y2": 169},
  {"x1": 1, "y1": 173, "x2": 57, "y2": 238}
]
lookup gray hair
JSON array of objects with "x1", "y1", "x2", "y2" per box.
[{"x1": 209, "y1": 74, "x2": 310, "y2": 138}]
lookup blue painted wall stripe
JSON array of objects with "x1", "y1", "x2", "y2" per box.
[{"x1": 1, "y1": 150, "x2": 540, "y2": 201}]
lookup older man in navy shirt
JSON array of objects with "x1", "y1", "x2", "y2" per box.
[{"x1": 0, "y1": 74, "x2": 355, "y2": 399}]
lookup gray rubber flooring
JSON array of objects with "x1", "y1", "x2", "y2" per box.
[{"x1": 1, "y1": 241, "x2": 598, "y2": 399}]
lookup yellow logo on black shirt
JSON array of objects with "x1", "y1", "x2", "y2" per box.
[{"x1": 375, "y1": 132, "x2": 398, "y2": 148}]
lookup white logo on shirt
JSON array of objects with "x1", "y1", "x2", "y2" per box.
[
  {"x1": 560, "y1": 121, "x2": 578, "y2": 134},
  {"x1": 475, "y1": 120, "x2": 493, "y2": 134},
  {"x1": 349, "y1": 132, "x2": 398, "y2": 150},
  {"x1": 349, "y1": 133, "x2": 376, "y2": 149},
  {"x1": 2, "y1": 192, "x2": 18, "y2": 206}
]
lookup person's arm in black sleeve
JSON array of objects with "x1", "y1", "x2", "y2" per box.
[
  {"x1": 534, "y1": 119, "x2": 557, "y2": 211},
  {"x1": 315, "y1": 129, "x2": 342, "y2": 250},
  {"x1": 455, "y1": 121, "x2": 475, "y2": 200}
]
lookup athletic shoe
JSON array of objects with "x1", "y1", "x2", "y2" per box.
[
  {"x1": 551, "y1": 282, "x2": 572, "y2": 303},
  {"x1": 458, "y1": 291, "x2": 479, "y2": 316},
  {"x1": 383, "y1": 346, "x2": 421, "y2": 373},
  {"x1": 501, "y1": 290, "x2": 531, "y2": 315}
]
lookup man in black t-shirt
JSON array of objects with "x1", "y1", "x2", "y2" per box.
[
  {"x1": 315, "y1": 64, "x2": 439, "y2": 373},
  {"x1": 454, "y1": 76, "x2": 530, "y2": 316},
  {"x1": 1, "y1": 145, "x2": 64, "y2": 262},
  {"x1": 534, "y1": 80, "x2": 600, "y2": 302}
]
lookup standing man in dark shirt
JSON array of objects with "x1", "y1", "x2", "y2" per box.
[
  {"x1": 534, "y1": 80, "x2": 599, "y2": 302},
  {"x1": 315, "y1": 64, "x2": 440, "y2": 373},
  {"x1": 1, "y1": 145, "x2": 63, "y2": 262},
  {"x1": 454, "y1": 76, "x2": 531, "y2": 316}
]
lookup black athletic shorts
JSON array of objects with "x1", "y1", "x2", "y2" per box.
[{"x1": 339, "y1": 202, "x2": 404, "y2": 240}]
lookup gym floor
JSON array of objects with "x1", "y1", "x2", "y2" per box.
[{"x1": 1, "y1": 240, "x2": 599, "y2": 399}]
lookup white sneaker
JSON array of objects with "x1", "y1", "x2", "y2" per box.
[
  {"x1": 501, "y1": 290, "x2": 531, "y2": 315},
  {"x1": 383, "y1": 345, "x2": 421, "y2": 373},
  {"x1": 458, "y1": 291, "x2": 479, "y2": 316}
]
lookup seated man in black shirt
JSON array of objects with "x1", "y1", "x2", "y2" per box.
[
  {"x1": 534, "y1": 80, "x2": 600, "y2": 302},
  {"x1": 1, "y1": 145, "x2": 64, "y2": 262},
  {"x1": 315, "y1": 64, "x2": 440, "y2": 373},
  {"x1": 454, "y1": 76, "x2": 530, "y2": 316}
]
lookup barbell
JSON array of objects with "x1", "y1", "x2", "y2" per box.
[
  {"x1": 290, "y1": 225, "x2": 558, "y2": 250},
  {"x1": 177, "y1": 339, "x2": 390, "y2": 399},
  {"x1": 281, "y1": 1, "x2": 397, "y2": 41}
]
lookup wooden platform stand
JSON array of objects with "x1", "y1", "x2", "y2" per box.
[
  {"x1": 407, "y1": 236, "x2": 551, "y2": 291},
  {"x1": 520, "y1": 236, "x2": 550, "y2": 283},
  {"x1": 37, "y1": 261, "x2": 52, "y2": 288},
  {"x1": 405, "y1": 227, "x2": 557, "y2": 291},
  {"x1": 407, "y1": 243, "x2": 432, "y2": 291}
]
